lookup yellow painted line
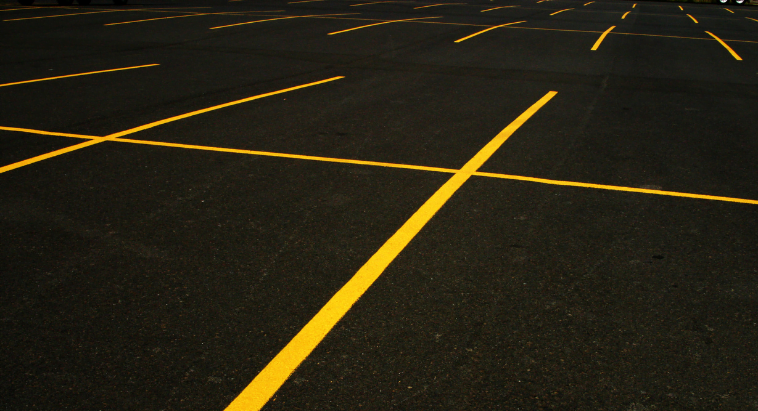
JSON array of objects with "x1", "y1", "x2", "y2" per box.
[
  {"x1": 289, "y1": 0, "x2": 324, "y2": 2},
  {"x1": 454, "y1": 20, "x2": 525, "y2": 42},
  {"x1": 622, "y1": 11, "x2": 629, "y2": 19},
  {"x1": 0, "y1": 64, "x2": 159, "y2": 88},
  {"x1": 706, "y1": 31, "x2": 742, "y2": 60},
  {"x1": 687, "y1": 14, "x2": 698, "y2": 23},
  {"x1": 209, "y1": 13, "x2": 351, "y2": 29},
  {"x1": 3, "y1": 10, "x2": 118, "y2": 21},
  {"x1": 481, "y1": 5, "x2": 519, "y2": 12},
  {"x1": 591, "y1": 25, "x2": 615, "y2": 50},
  {"x1": 550, "y1": 8, "x2": 572, "y2": 15},
  {"x1": 0, "y1": 7, "x2": 37, "y2": 12},
  {"x1": 0, "y1": 126, "x2": 101, "y2": 140},
  {"x1": 0, "y1": 77, "x2": 344, "y2": 174},
  {"x1": 223, "y1": 90, "x2": 558, "y2": 411},
  {"x1": 725, "y1": 8, "x2": 734, "y2": 13},
  {"x1": 414, "y1": 3, "x2": 464, "y2": 9},
  {"x1": 106, "y1": 13, "x2": 210, "y2": 25},
  {"x1": 7, "y1": 125, "x2": 758, "y2": 207},
  {"x1": 584, "y1": 1, "x2": 594, "y2": 5},
  {"x1": 210, "y1": 15, "x2": 301, "y2": 29},
  {"x1": 747, "y1": 17, "x2": 758, "y2": 22},
  {"x1": 536, "y1": 0, "x2": 549, "y2": 3},
  {"x1": 632, "y1": 3, "x2": 636, "y2": 7},
  {"x1": 327, "y1": 16, "x2": 439, "y2": 35},
  {"x1": 350, "y1": 1, "x2": 394, "y2": 6},
  {"x1": 473, "y1": 172, "x2": 758, "y2": 205},
  {"x1": 679, "y1": 5, "x2": 683, "y2": 10}
]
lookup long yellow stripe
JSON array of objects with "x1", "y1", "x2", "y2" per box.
[
  {"x1": 414, "y1": 3, "x2": 464, "y2": 9},
  {"x1": 474, "y1": 172, "x2": 758, "y2": 205},
  {"x1": 550, "y1": 8, "x2": 572, "y2": 16},
  {"x1": 0, "y1": 77, "x2": 344, "y2": 174},
  {"x1": 584, "y1": 1, "x2": 594, "y2": 5},
  {"x1": 3, "y1": 10, "x2": 118, "y2": 21},
  {"x1": 107, "y1": 77, "x2": 344, "y2": 138},
  {"x1": 705, "y1": 31, "x2": 742, "y2": 60},
  {"x1": 222, "y1": 91, "x2": 557, "y2": 411},
  {"x1": 591, "y1": 25, "x2": 615, "y2": 50},
  {"x1": 328, "y1": 16, "x2": 438, "y2": 35},
  {"x1": 454, "y1": 20, "x2": 525, "y2": 42},
  {"x1": 0, "y1": 64, "x2": 159, "y2": 88},
  {"x1": 6, "y1": 125, "x2": 758, "y2": 206},
  {"x1": 687, "y1": 14, "x2": 698, "y2": 23},
  {"x1": 105, "y1": 13, "x2": 210, "y2": 25},
  {"x1": 747, "y1": 17, "x2": 758, "y2": 23},
  {"x1": 209, "y1": 12, "x2": 353, "y2": 29}
]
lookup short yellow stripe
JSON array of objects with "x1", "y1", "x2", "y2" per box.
[
  {"x1": 622, "y1": 11, "x2": 629, "y2": 19},
  {"x1": 454, "y1": 20, "x2": 525, "y2": 42},
  {"x1": 288, "y1": 0, "x2": 324, "y2": 3},
  {"x1": 481, "y1": 5, "x2": 519, "y2": 12},
  {"x1": 0, "y1": 6, "x2": 36, "y2": 12},
  {"x1": 0, "y1": 126, "x2": 101, "y2": 140},
  {"x1": 327, "y1": 16, "x2": 438, "y2": 35},
  {"x1": 222, "y1": 91, "x2": 557, "y2": 411},
  {"x1": 725, "y1": 8, "x2": 734, "y2": 13},
  {"x1": 705, "y1": 31, "x2": 742, "y2": 60},
  {"x1": 209, "y1": 15, "x2": 300, "y2": 29},
  {"x1": 0, "y1": 64, "x2": 159, "y2": 88},
  {"x1": 591, "y1": 25, "x2": 615, "y2": 50},
  {"x1": 550, "y1": 8, "x2": 572, "y2": 15},
  {"x1": 584, "y1": 1, "x2": 594, "y2": 5},
  {"x1": 747, "y1": 17, "x2": 758, "y2": 22},
  {"x1": 679, "y1": 5, "x2": 683, "y2": 10},
  {"x1": 3, "y1": 10, "x2": 118, "y2": 21},
  {"x1": 687, "y1": 14, "x2": 698, "y2": 23}
]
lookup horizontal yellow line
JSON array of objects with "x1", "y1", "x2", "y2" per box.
[
  {"x1": 0, "y1": 6, "x2": 37, "y2": 12},
  {"x1": 454, "y1": 20, "x2": 525, "y2": 42},
  {"x1": 106, "y1": 13, "x2": 210, "y2": 25},
  {"x1": 687, "y1": 13, "x2": 698, "y2": 23},
  {"x1": 289, "y1": 0, "x2": 325, "y2": 3},
  {"x1": 0, "y1": 64, "x2": 159, "y2": 88},
  {"x1": 584, "y1": 1, "x2": 594, "y2": 5},
  {"x1": 414, "y1": 3, "x2": 464, "y2": 9},
  {"x1": 350, "y1": 0, "x2": 393, "y2": 6},
  {"x1": 550, "y1": 8, "x2": 572, "y2": 16},
  {"x1": 5, "y1": 126, "x2": 758, "y2": 206},
  {"x1": 679, "y1": 5, "x2": 683, "y2": 10},
  {"x1": 725, "y1": 8, "x2": 733, "y2": 13},
  {"x1": 209, "y1": 12, "x2": 354, "y2": 29},
  {"x1": 481, "y1": 5, "x2": 519, "y2": 12},
  {"x1": 747, "y1": 16, "x2": 758, "y2": 22},
  {"x1": 3, "y1": 10, "x2": 118, "y2": 21}
]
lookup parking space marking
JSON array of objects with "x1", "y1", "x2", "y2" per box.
[
  {"x1": 454, "y1": 20, "x2": 525, "y2": 42},
  {"x1": 622, "y1": 11, "x2": 629, "y2": 19},
  {"x1": 632, "y1": 3, "x2": 636, "y2": 7},
  {"x1": 591, "y1": 25, "x2": 615, "y2": 50},
  {"x1": 747, "y1": 17, "x2": 758, "y2": 23},
  {"x1": 584, "y1": 1, "x2": 594, "y2": 5},
  {"x1": 0, "y1": 7, "x2": 37, "y2": 12},
  {"x1": 706, "y1": 31, "x2": 742, "y2": 60},
  {"x1": 0, "y1": 77, "x2": 343, "y2": 174},
  {"x1": 679, "y1": 5, "x2": 683, "y2": 10},
  {"x1": 687, "y1": 14, "x2": 698, "y2": 23},
  {"x1": 351, "y1": 1, "x2": 395, "y2": 6},
  {"x1": 725, "y1": 8, "x2": 734, "y2": 13},
  {"x1": 210, "y1": 13, "x2": 353, "y2": 29},
  {"x1": 550, "y1": 8, "x2": 572, "y2": 16},
  {"x1": 104, "y1": 11, "x2": 279, "y2": 26},
  {"x1": 327, "y1": 16, "x2": 439, "y2": 35},
  {"x1": 5, "y1": 124, "x2": 758, "y2": 206},
  {"x1": 3, "y1": 10, "x2": 120, "y2": 21},
  {"x1": 0, "y1": 64, "x2": 159, "y2": 88},
  {"x1": 481, "y1": 5, "x2": 518, "y2": 12},
  {"x1": 223, "y1": 91, "x2": 557, "y2": 411},
  {"x1": 414, "y1": 3, "x2": 464, "y2": 9}
]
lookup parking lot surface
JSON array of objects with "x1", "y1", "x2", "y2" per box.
[{"x1": 2, "y1": 0, "x2": 758, "y2": 409}]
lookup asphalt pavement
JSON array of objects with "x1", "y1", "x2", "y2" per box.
[{"x1": 2, "y1": 0, "x2": 758, "y2": 409}]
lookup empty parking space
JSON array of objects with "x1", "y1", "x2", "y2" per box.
[{"x1": 2, "y1": 0, "x2": 758, "y2": 409}]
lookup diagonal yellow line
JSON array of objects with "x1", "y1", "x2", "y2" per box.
[
  {"x1": 5, "y1": 125, "x2": 758, "y2": 206},
  {"x1": 550, "y1": 8, "x2": 572, "y2": 15},
  {"x1": 3, "y1": 10, "x2": 119, "y2": 21},
  {"x1": 481, "y1": 5, "x2": 519, "y2": 12},
  {"x1": 0, "y1": 77, "x2": 344, "y2": 174},
  {"x1": 705, "y1": 31, "x2": 742, "y2": 60},
  {"x1": 209, "y1": 12, "x2": 353, "y2": 29},
  {"x1": 747, "y1": 16, "x2": 758, "y2": 23},
  {"x1": 687, "y1": 14, "x2": 698, "y2": 23},
  {"x1": 591, "y1": 25, "x2": 615, "y2": 50},
  {"x1": 0, "y1": 64, "x2": 159, "y2": 88},
  {"x1": 455, "y1": 20, "x2": 525, "y2": 42},
  {"x1": 350, "y1": 0, "x2": 394, "y2": 6},
  {"x1": 106, "y1": 13, "x2": 211, "y2": 25},
  {"x1": 328, "y1": 16, "x2": 439, "y2": 35},
  {"x1": 414, "y1": 3, "x2": 464, "y2": 9},
  {"x1": 222, "y1": 90, "x2": 558, "y2": 411}
]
